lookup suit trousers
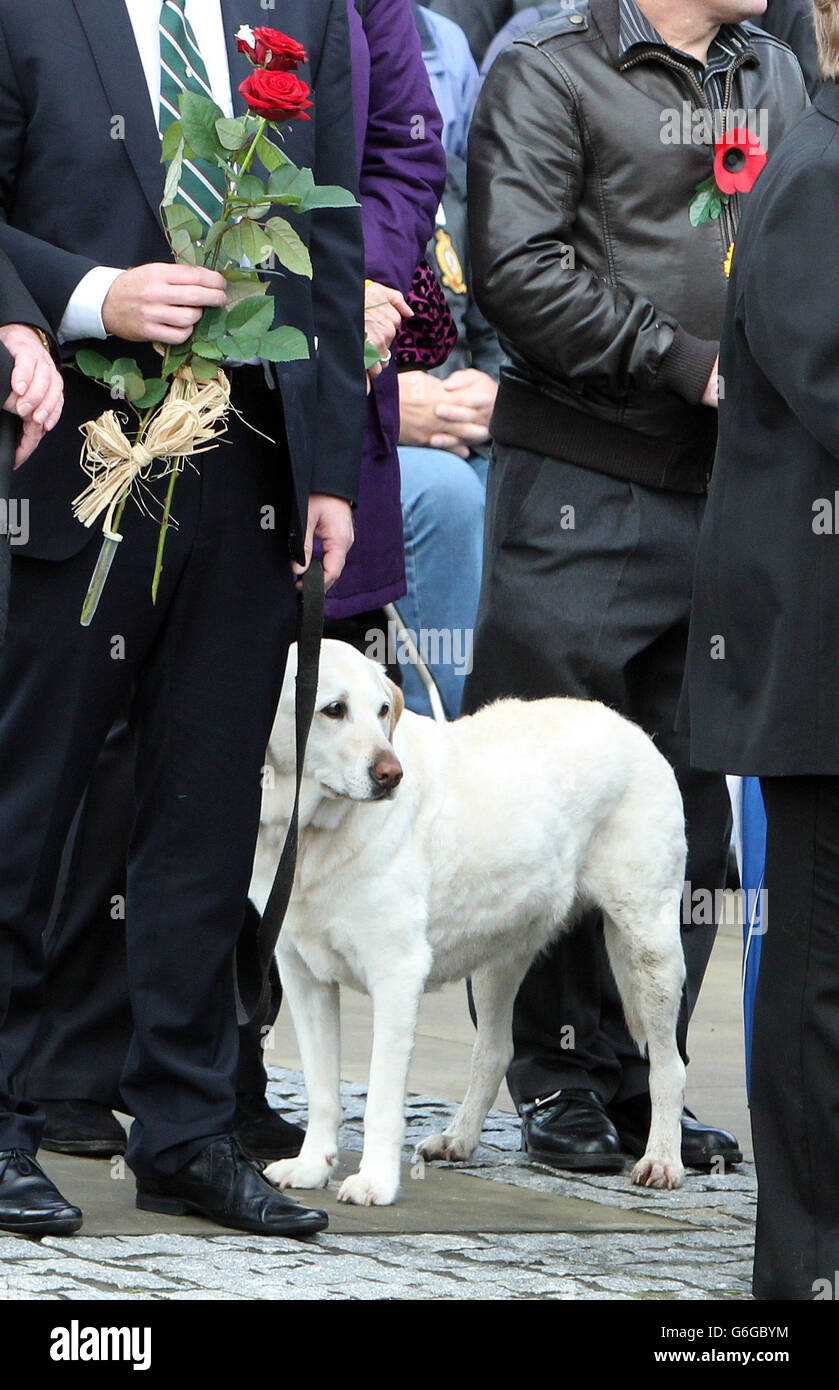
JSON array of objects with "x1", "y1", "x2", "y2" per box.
[
  {"x1": 0, "y1": 373, "x2": 296, "y2": 1174},
  {"x1": 462, "y1": 444, "x2": 731, "y2": 1107},
  {"x1": 11, "y1": 718, "x2": 278, "y2": 1109},
  {"x1": 752, "y1": 776, "x2": 839, "y2": 1300}
]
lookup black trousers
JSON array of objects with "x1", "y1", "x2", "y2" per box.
[
  {"x1": 462, "y1": 445, "x2": 731, "y2": 1107},
  {"x1": 752, "y1": 776, "x2": 839, "y2": 1300},
  {"x1": 11, "y1": 716, "x2": 277, "y2": 1109},
  {"x1": 0, "y1": 374, "x2": 296, "y2": 1175}
]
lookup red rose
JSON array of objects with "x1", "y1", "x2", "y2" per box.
[
  {"x1": 238, "y1": 69, "x2": 312, "y2": 123},
  {"x1": 236, "y1": 26, "x2": 307, "y2": 71},
  {"x1": 713, "y1": 128, "x2": 767, "y2": 195}
]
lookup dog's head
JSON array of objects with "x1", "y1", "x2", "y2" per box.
[{"x1": 270, "y1": 639, "x2": 404, "y2": 802}]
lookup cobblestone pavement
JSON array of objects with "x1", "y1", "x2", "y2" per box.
[{"x1": 0, "y1": 1069, "x2": 756, "y2": 1300}]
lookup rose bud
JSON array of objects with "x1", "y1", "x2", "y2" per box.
[
  {"x1": 253, "y1": 27, "x2": 308, "y2": 71},
  {"x1": 236, "y1": 25, "x2": 307, "y2": 71}
]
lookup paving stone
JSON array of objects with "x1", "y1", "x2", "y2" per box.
[
  {"x1": 0, "y1": 1238, "x2": 53, "y2": 1260},
  {"x1": 0, "y1": 1067, "x2": 758, "y2": 1299}
]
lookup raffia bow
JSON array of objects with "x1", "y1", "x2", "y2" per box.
[{"x1": 72, "y1": 367, "x2": 232, "y2": 534}]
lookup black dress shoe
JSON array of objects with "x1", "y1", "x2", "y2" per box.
[
  {"x1": 520, "y1": 1089, "x2": 626, "y2": 1173},
  {"x1": 608, "y1": 1095, "x2": 743, "y2": 1170},
  {"x1": 233, "y1": 1093, "x2": 305, "y2": 1162},
  {"x1": 135, "y1": 1136, "x2": 328, "y2": 1237},
  {"x1": 0, "y1": 1149, "x2": 83, "y2": 1236},
  {"x1": 38, "y1": 1100, "x2": 127, "y2": 1158}
]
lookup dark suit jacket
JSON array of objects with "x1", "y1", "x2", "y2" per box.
[
  {"x1": 0, "y1": 245, "x2": 53, "y2": 400},
  {"x1": 0, "y1": 243, "x2": 55, "y2": 643},
  {"x1": 686, "y1": 83, "x2": 839, "y2": 776},
  {"x1": 0, "y1": 0, "x2": 364, "y2": 563}
]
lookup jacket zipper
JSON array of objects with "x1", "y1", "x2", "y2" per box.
[{"x1": 620, "y1": 47, "x2": 751, "y2": 261}]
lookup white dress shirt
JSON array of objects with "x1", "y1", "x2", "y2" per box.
[{"x1": 59, "y1": 0, "x2": 233, "y2": 344}]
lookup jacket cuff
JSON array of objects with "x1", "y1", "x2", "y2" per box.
[{"x1": 659, "y1": 327, "x2": 719, "y2": 405}]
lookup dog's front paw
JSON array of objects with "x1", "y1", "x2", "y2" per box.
[
  {"x1": 631, "y1": 1154, "x2": 684, "y2": 1191},
  {"x1": 263, "y1": 1152, "x2": 335, "y2": 1192},
  {"x1": 415, "y1": 1131, "x2": 474, "y2": 1163},
  {"x1": 337, "y1": 1169, "x2": 399, "y2": 1207}
]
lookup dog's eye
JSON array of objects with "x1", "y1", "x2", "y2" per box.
[
  {"x1": 321, "y1": 701, "x2": 346, "y2": 720},
  {"x1": 379, "y1": 703, "x2": 390, "y2": 721}
]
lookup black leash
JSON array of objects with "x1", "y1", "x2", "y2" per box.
[{"x1": 234, "y1": 557, "x2": 324, "y2": 1026}]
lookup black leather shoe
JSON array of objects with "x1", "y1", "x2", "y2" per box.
[
  {"x1": 135, "y1": 1136, "x2": 328, "y2": 1237},
  {"x1": 521, "y1": 1089, "x2": 626, "y2": 1173},
  {"x1": 233, "y1": 1093, "x2": 305, "y2": 1162},
  {"x1": 0, "y1": 1149, "x2": 83, "y2": 1236},
  {"x1": 39, "y1": 1100, "x2": 127, "y2": 1158},
  {"x1": 608, "y1": 1095, "x2": 743, "y2": 1170}
]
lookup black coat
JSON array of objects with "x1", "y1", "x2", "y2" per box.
[
  {"x1": 686, "y1": 83, "x2": 839, "y2": 776},
  {"x1": 763, "y1": 0, "x2": 820, "y2": 97},
  {"x1": 0, "y1": 243, "x2": 54, "y2": 644},
  {"x1": 0, "y1": 0, "x2": 364, "y2": 564},
  {"x1": 0, "y1": 246, "x2": 53, "y2": 413}
]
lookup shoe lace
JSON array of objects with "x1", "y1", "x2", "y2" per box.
[{"x1": 0, "y1": 1148, "x2": 38, "y2": 1179}]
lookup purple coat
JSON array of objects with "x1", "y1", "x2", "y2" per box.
[{"x1": 325, "y1": 0, "x2": 446, "y2": 618}]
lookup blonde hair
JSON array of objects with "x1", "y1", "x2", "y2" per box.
[{"x1": 813, "y1": 0, "x2": 839, "y2": 80}]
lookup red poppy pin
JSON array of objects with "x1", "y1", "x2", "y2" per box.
[{"x1": 689, "y1": 127, "x2": 767, "y2": 227}]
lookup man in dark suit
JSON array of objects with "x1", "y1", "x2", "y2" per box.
[
  {"x1": 686, "y1": 32, "x2": 839, "y2": 1298},
  {"x1": 0, "y1": 0, "x2": 363, "y2": 1238},
  {"x1": 0, "y1": 246, "x2": 65, "y2": 643}
]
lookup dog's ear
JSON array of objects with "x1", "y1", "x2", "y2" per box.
[{"x1": 386, "y1": 677, "x2": 405, "y2": 737}]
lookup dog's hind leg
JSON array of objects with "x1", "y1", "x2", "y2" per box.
[
  {"x1": 602, "y1": 904, "x2": 686, "y2": 1190},
  {"x1": 416, "y1": 953, "x2": 532, "y2": 1164},
  {"x1": 337, "y1": 952, "x2": 431, "y2": 1207},
  {"x1": 263, "y1": 943, "x2": 342, "y2": 1193}
]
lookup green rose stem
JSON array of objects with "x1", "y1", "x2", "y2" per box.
[
  {"x1": 149, "y1": 342, "x2": 178, "y2": 606},
  {"x1": 234, "y1": 116, "x2": 268, "y2": 188},
  {"x1": 151, "y1": 458, "x2": 180, "y2": 605},
  {"x1": 209, "y1": 116, "x2": 269, "y2": 272}
]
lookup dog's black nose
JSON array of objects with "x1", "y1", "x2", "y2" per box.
[{"x1": 370, "y1": 755, "x2": 403, "y2": 791}]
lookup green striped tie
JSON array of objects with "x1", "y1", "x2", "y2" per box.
[{"x1": 158, "y1": 0, "x2": 226, "y2": 228}]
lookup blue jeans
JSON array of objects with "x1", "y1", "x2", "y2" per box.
[{"x1": 397, "y1": 446, "x2": 487, "y2": 719}]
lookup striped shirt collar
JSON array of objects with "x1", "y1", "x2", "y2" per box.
[{"x1": 618, "y1": 0, "x2": 755, "y2": 76}]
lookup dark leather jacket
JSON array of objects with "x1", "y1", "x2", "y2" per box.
[{"x1": 468, "y1": 0, "x2": 809, "y2": 491}]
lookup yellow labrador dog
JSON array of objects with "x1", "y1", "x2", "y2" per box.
[{"x1": 251, "y1": 639, "x2": 687, "y2": 1207}]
